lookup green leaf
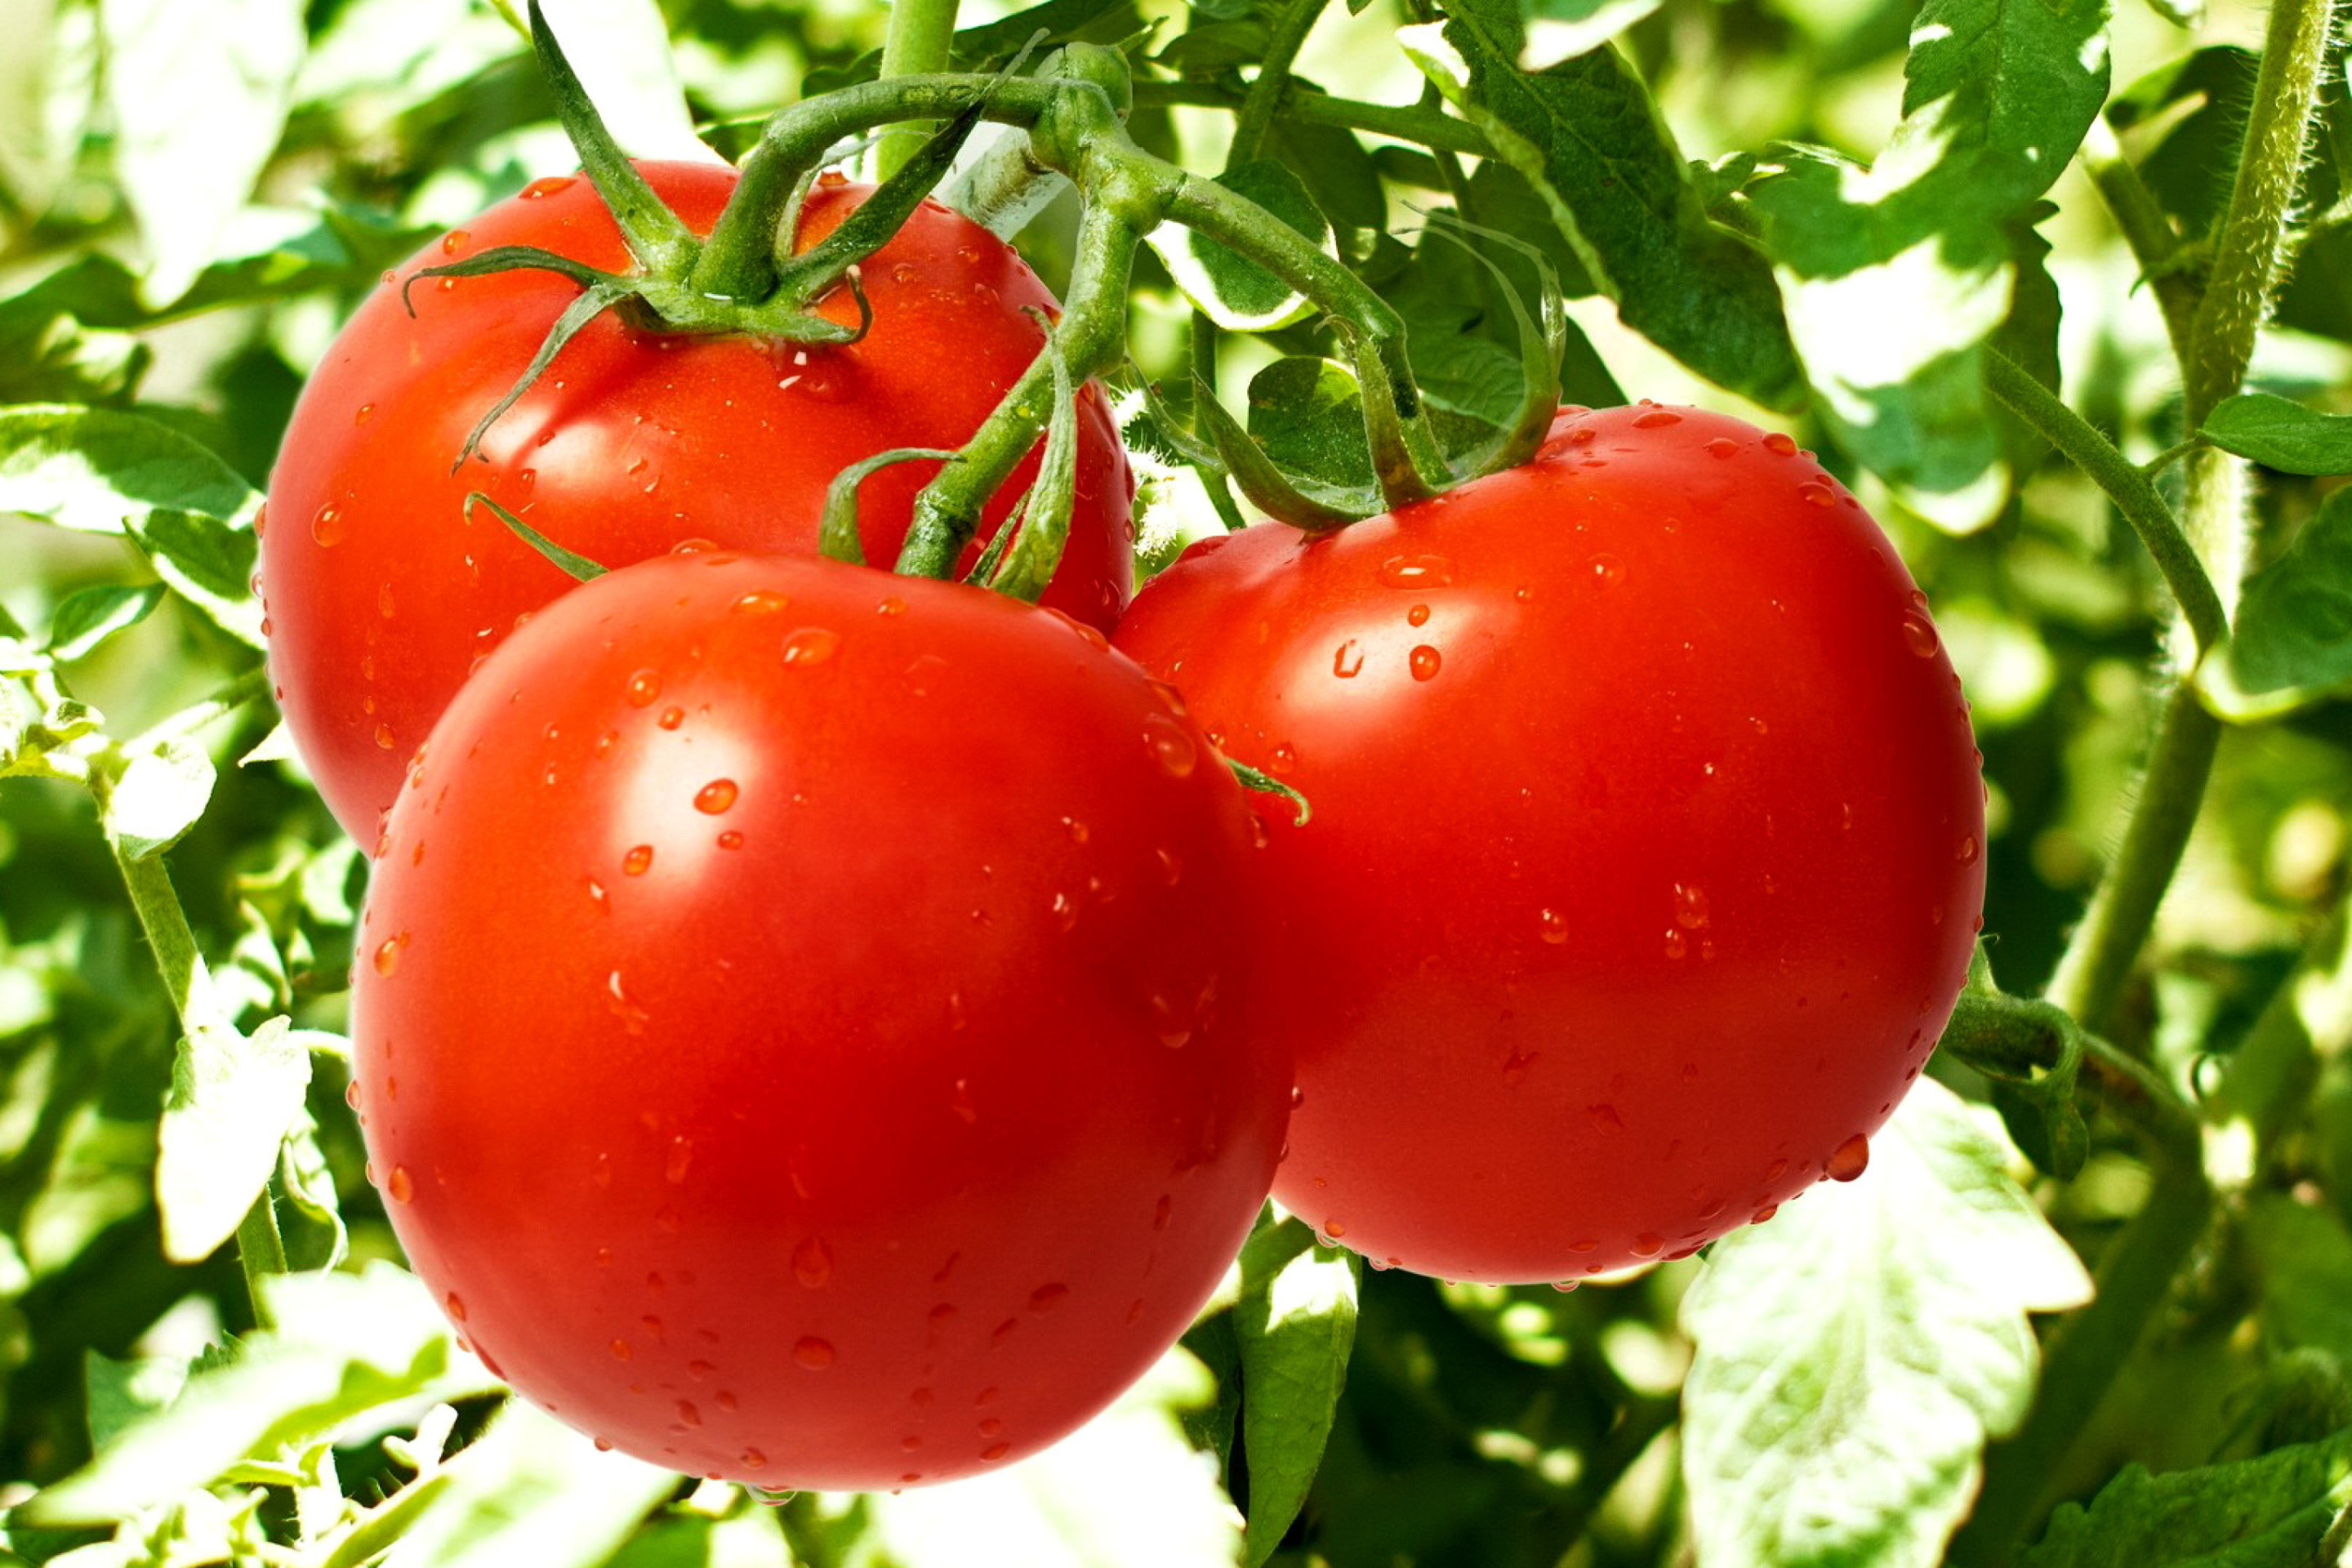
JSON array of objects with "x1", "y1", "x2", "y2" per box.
[
  {"x1": 1744, "y1": 0, "x2": 2109, "y2": 530},
  {"x1": 864, "y1": 1348, "x2": 1242, "y2": 1567},
  {"x1": 1234, "y1": 1218, "x2": 1358, "y2": 1566},
  {"x1": 2245, "y1": 1194, "x2": 2352, "y2": 1362},
  {"x1": 98, "y1": 0, "x2": 309, "y2": 304},
  {"x1": 0, "y1": 405, "x2": 259, "y2": 536},
  {"x1": 22, "y1": 1263, "x2": 503, "y2": 1526},
  {"x1": 1267, "y1": 96, "x2": 1388, "y2": 234},
  {"x1": 45, "y1": 584, "x2": 165, "y2": 662},
  {"x1": 103, "y1": 735, "x2": 218, "y2": 861},
  {"x1": 368, "y1": 1401, "x2": 678, "y2": 1568},
  {"x1": 2017, "y1": 1425, "x2": 2352, "y2": 1568},
  {"x1": 83, "y1": 1348, "x2": 193, "y2": 1453},
  {"x1": 1247, "y1": 359, "x2": 1378, "y2": 492},
  {"x1": 155, "y1": 1017, "x2": 312, "y2": 1265},
  {"x1": 0, "y1": 0, "x2": 100, "y2": 221},
  {"x1": 275, "y1": 1109, "x2": 350, "y2": 1274},
  {"x1": 0, "y1": 300, "x2": 147, "y2": 407},
  {"x1": 1147, "y1": 160, "x2": 1333, "y2": 331},
  {"x1": 1409, "y1": 0, "x2": 1802, "y2": 411},
  {"x1": 127, "y1": 507, "x2": 265, "y2": 648},
  {"x1": 1681, "y1": 1079, "x2": 2092, "y2": 1568},
  {"x1": 2205, "y1": 488, "x2": 2352, "y2": 714},
  {"x1": 2203, "y1": 392, "x2": 2352, "y2": 474}
]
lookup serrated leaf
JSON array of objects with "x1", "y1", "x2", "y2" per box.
[
  {"x1": 0, "y1": 404, "x2": 259, "y2": 537},
  {"x1": 156, "y1": 1017, "x2": 311, "y2": 1264},
  {"x1": 1413, "y1": 0, "x2": 1802, "y2": 411},
  {"x1": 1247, "y1": 359, "x2": 1378, "y2": 492},
  {"x1": 2203, "y1": 391, "x2": 2352, "y2": 474},
  {"x1": 104, "y1": 735, "x2": 217, "y2": 860},
  {"x1": 23, "y1": 1263, "x2": 503, "y2": 1526},
  {"x1": 2205, "y1": 488, "x2": 2352, "y2": 714},
  {"x1": 378, "y1": 1401, "x2": 678, "y2": 1568},
  {"x1": 46, "y1": 583, "x2": 165, "y2": 662},
  {"x1": 99, "y1": 0, "x2": 308, "y2": 305},
  {"x1": 1147, "y1": 161, "x2": 1333, "y2": 332},
  {"x1": 2017, "y1": 1424, "x2": 2352, "y2": 1568},
  {"x1": 866, "y1": 1347, "x2": 1241, "y2": 1568},
  {"x1": 128, "y1": 507, "x2": 265, "y2": 648},
  {"x1": 1234, "y1": 1218, "x2": 1358, "y2": 1566},
  {"x1": 1682, "y1": 1079, "x2": 2092, "y2": 1568},
  {"x1": 1744, "y1": 0, "x2": 2109, "y2": 530}
]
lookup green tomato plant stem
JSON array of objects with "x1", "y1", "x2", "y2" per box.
[
  {"x1": 2078, "y1": 117, "x2": 2199, "y2": 368},
  {"x1": 1230, "y1": 0, "x2": 1334, "y2": 166},
  {"x1": 1133, "y1": 81, "x2": 1494, "y2": 158},
  {"x1": 1980, "y1": 349, "x2": 2226, "y2": 656},
  {"x1": 876, "y1": 0, "x2": 962, "y2": 180}
]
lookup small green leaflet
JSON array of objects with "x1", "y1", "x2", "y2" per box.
[
  {"x1": 1234, "y1": 1218, "x2": 1359, "y2": 1566},
  {"x1": 2202, "y1": 487, "x2": 2352, "y2": 716},
  {"x1": 1147, "y1": 161, "x2": 1334, "y2": 332},
  {"x1": 0, "y1": 403, "x2": 259, "y2": 535},
  {"x1": 1681, "y1": 1079, "x2": 2092, "y2": 1568},
  {"x1": 105, "y1": 734, "x2": 219, "y2": 860},
  {"x1": 1743, "y1": 0, "x2": 2110, "y2": 531},
  {"x1": 1406, "y1": 0, "x2": 1803, "y2": 412},
  {"x1": 156, "y1": 1016, "x2": 313, "y2": 1264},
  {"x1": 46, "y1": 583, "x2": 166, "y2": 662},
  {"x1": 2203, "y1": 391, "x2": 2352, "y2": 474},
  {"x1": 2017, "y1": 1423, "x2": 2352, "y2": 1568},
  {"x1": 2244, "y1": 1195, "x2": 2352, "y2": 1365},
  {"x1": 131, "y1": 507, "x2": 266, "y2": 647}
]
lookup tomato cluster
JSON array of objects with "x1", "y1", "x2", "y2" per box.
[{"x1": 274, "y1": 176, "x2": 1980, "y2": 1491}]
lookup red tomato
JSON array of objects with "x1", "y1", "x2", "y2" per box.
[
  {"x1": 1114, "y1": 404, "x2": 1985, "y2": 1284},
  {"x1": 350, "y1": 550, "x2": 1284, "y2": 1490},
  {"x1": 264, "y1": 165, "x2": 1134, "y2": 842}
]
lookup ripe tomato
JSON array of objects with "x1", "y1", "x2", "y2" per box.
[
  {"x1": 349, "y1": 550, "x2": 1284, "y2": 1490},
  {"x1": 1114, "y1": 403, "x2": 1985, "y2": 1284},
  {"x1": 264, "y1": 164, "x2": 1134, "y2": 842}
]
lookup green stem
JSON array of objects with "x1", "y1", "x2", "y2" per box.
[
  {"x1": 1133, "y1": 80, "x2": 1493, "y2": 158},
  {"x1": 1949, "y1": 1160, "x2": 2212, "y2": 1566},
  {"x1": 1983, "y1": 350, "x2": 2227, "y2": 657},
  {"x1": 2182, "y1": 0, "x2": 2338, "y2": 425},
  {"x1": 895, "y1": 203, "x2": 1143, "y2": 579},
  {"x1": 1230, "y1": 0, "x2": 1332, "y2": 166},
  {"x1": 2078, "y1": 117, "x2": 2199, "y2": 368},
  {"x1": 876, "y1": 0, "x2": 962, "y2": 180}
]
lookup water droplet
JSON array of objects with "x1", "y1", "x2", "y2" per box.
[
  {"x1": 991, "y1": 1318, "x2": 1018, "y2": 1348},
  {"x1": 665, "y1": 1136, "x2": 693, "y2": 1183},
  {"x1": 1762, "y1": 432, "x2": 1798, "y2": 456},
  {"x1": 608, "y1": 971, "x2": 648, "y2": 1035},
  {"x1": 1399, "y1": 644, "x2": 1439, "y2": 683},
  {"x1": 696, "y1": 779, "x2": 738, "y2": 814},
  {"x1": 1900, "y1": 611, "x2": 1940, "y2": 657},
  {"x1": 1062, "y1": 816, "x2": 1089, "y2": 844},
  {"x1": 733, "y1": 590, "x2": 791, "y2": 615},
  {"x1": 521, "y1": 176, "x2": 577, "y2": 199},
  {"x1": 623, "y1": 845, "x2": 654, "y2": 876},
  {"x1": 688, "y1": 1359, "x2": 714, "y2": 1380},
  {"x1": 1141, "y1": 713, "x2": 1197, "y2": 778},
  {"x1": 1664, "y1": 929, "x2": 1689, "y2": 960},
  {"x1": 1633, "y1": 408, "x2": 1682, "y2": 428},
  {"x1": 1752, "y1": 1203, "x2": 1780, "y2": 1225},
  {"x1": 626, "y1": 670, "x2": 662, "y2": 706},
  {"x1": 1704, "y1": 437, "x2": 1740, "y2": 459},
  {"x1": 1827, "y1": 1134, "x2": 1871, "y2": 1182},
  {"x1": 1327, "y1": 638, "x2": 1367, "y2": 679},
  {"x1": 1269, "y1": 742, "x2": 1299, "y2": 774},
  {"x1": 1324, "y1": 1218, "x2": 1348, "y2": 1238},
  {"x1": 1631, "y1": 1232, "x2": 1664, "y2": 1257},
  {"x1": 1957, "y1": 834, "x2": 1980, "y2": 865},
  {"x1": 676, "y1": 1400, "x2": 702, "y2": 1428},
  {"x1": 1673, "y1": 883, "x2": 1711, "y2": 929},
  {"x1": 592, "y1": 1152, "x2": 612, "y2": 1187},
  {"x1": 951, "y1": 1078, "x2": 978, "y2": 1125},
  {"x1": 741, "y1": 1447, "x2": 768, "y2": 1470},
  {"x1": 716, "y1": 830, "x2": 744, "y2": 850},
  {"x1": 795, "y1": 1337, "x2": 835, "y2": 1370},
  {"x1": 1379, "y1": 554, "x2": 1454, "y2": 588},
  {"x1": 387, "y1": 1165, "x2": 414, "y2": 1204},
  {"x1": 1502, "y1": 1047, "x2": 1535, "y2": 1085},
  {"x1": 1538, "y1": 907, "x2": 1570, "y2": 944},
  {"x1": 445, "y1": 1291, "x2": 467, "y2": 1321},
  {"x1": 372, "y1": 934, "x2": 405, "y2": 977},
  {"x1": 981, "y1": 1442, "x2": 1010, "y2": 1462},
  {"x1": 1049, "y1": 891, "x2": 1079, "y2": 932},
  {"x1": 782, "y1": 627, "x2": 842, "y2": 666},
  {"x1": 1588, "y1": 553, "x2": 1625, "y2": 587},
  {"x1": 311, "y1": 506, "x2": 345, "y2": 547},
  {"x1": 1029, "y1": 1283, "x2": 1068, "y2": 1312}
]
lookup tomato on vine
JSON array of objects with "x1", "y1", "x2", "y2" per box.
[
  {"x1": 350, "y1": 549, "x2": 1286, "y2": 1489},
  {"x1": 1115, "y1": 403, "x2": 1986, "y2": 1284},
  {"x1": 262, "y1": 164, "x2": 1134, "y2": 842}
]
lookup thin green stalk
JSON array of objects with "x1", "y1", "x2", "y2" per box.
[
  {"x1": 1133, "y1": 81, "x2": 1493, "y2": 158},
  {"x1": 1230, "y1": 0, "x2": 1332, "y2": 166},
  {"x1": 2079, "y1": 117, "x2": 2199, "y2": 368},
  {"x1": 1983, "y1": 350, "x2": 2227, "y2": 657},
  {"x1": 877, "y1": 0, "x2": 962, "y2": 180}
]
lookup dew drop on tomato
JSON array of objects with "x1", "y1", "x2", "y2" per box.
[
  {"x1": 694, "y1": 779, "x2": 738, "y2": 814},
  {"x1": 782, "y1": 627, "x2": 841, "y2": 666},
  {"x1": 1409, "y1": 646, "x2": 1441, "y2": 681},
  {"x1": 1141, "y1": 713, "x2": 1197, "y2": 778},
  {"x1": 794, "y1": 1337, "x2": 835, "y2": 1370},
  {"x1": 792, "y1": 1236, "x2": 832, "y2": 1288},
  {"x1": 1827, "y1": 1133, "x2": 1871, "y2": 1182},
  {"x1": 1762, "y1": 431, "x2": 1799, "y2": 455},
  {"x1": 1901, "y1": 611, "x2": 1940, "y2": 657},
  {"x1": 626, "y1": 670, "x2": 662, "y2": 706},
  {"x1": 311, "y1": 506, "x2": 345, "y2": 547}
]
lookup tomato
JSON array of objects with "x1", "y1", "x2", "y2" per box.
[
  {"x1": 264, "y1": 165, "x2": 1134, "y2": 842},
  {"x1": 349, "y1": 549, "x2": 1285, "y2": 1490},
  {"x1": 1113, "y1": 403, "x2": 1985, "y2": 1284}
]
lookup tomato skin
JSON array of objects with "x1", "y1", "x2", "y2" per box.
[
  {"x1": 1114, "y1": 404, "x2": 1985, "y2": 1284},
  {"x1": 350, "y1": 551, "x2": 1283, "y2": 1489},
  {"x1": 265, "y1": 164, "x2": 1134, "y2": 842}
]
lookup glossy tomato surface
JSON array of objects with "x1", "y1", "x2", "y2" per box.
[
  {"x1": 350, "y1": 551, "x2": 1283, "y2": 1489},
  {"x1": 265, "y1": 164, "x2": 1133, "y2": 841},
  {"x1": 1115, "y1": 404, "x2": 1985, "y2": 1284}
]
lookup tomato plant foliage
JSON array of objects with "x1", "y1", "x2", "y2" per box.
[{"x1": 4, "y1": 0, "x2": 2352, "y2": 1562}]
